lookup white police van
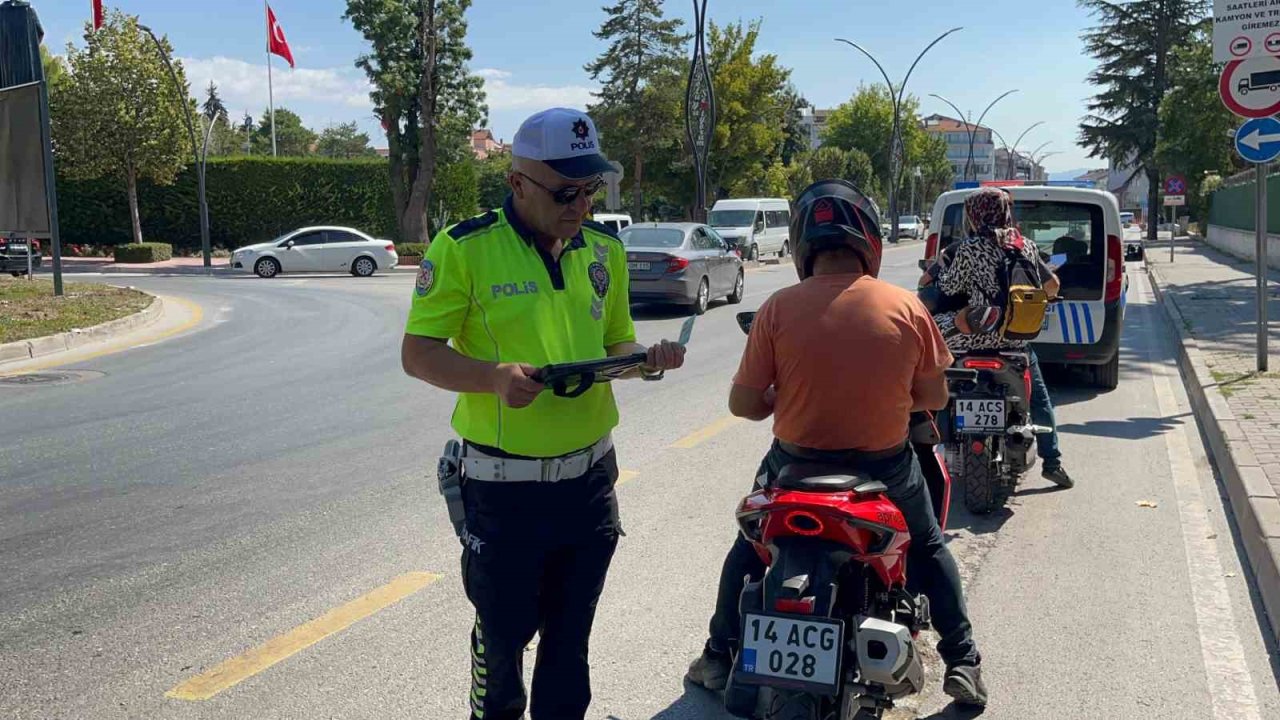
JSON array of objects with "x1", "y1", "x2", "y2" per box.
[{"x1": 922, "y1": 186, "x2": 1128, "y2": 389}]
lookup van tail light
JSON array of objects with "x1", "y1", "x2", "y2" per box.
[
  {"x1": 1105, "y1": 233, "x2": 1123, "y2": 302},
  {"x1": 925, "y1": 232, "x2": 939, "y2": 260},
  {"x1": 962, "y1": 358, "x2": 1005, "y2": 371},
  {"x1": 666, "y1": 256, "x2": 690, "y2": 273}
]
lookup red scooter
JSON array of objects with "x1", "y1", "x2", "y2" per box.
[{"x1": 722, "y1": 311, "x2": 964, "y2": 720}]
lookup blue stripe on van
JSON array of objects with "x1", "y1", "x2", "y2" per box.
[
  {"x1": 1070, "y1": 304, "x2": 1083, "y2": 343},
  {"x1": 1083, "y1": 305, "x2": 1095, "y2": 343},
  {"x1": 1058, "y1": 304, "x2": 1070, "y2": 341}
]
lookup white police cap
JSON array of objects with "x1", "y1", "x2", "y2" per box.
[{"x1": 512, "y1": 108, "x2": 613, "y2": 179}]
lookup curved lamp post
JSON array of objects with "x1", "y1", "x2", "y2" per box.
[
  {"x1": 930, "y1": 89, "x2": 1018, "y2": 183},
  {"x1": 836, "y1": 27, "x2": 961, "y2": 242},
  {"x1": 139, "y1": 23, "x2": 211, "y2": 268},
  {"x1": 1030, "y1": 150, "x2": 1061, "y2": 181},
  {"x1": 1008, "y1": 120, "x2": 1045, "y2": 180}
]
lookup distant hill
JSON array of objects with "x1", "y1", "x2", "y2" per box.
[{"x1": 1049, "y1": 168, "x2": 1093, "y2": 181}]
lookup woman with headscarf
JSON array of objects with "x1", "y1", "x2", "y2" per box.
[{"x1": 931, "y1": 187, "x2": 1074, "y2": 488}]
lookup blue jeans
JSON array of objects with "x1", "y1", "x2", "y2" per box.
[{"x1": 1027, "y1": 350, "x2": 1062, "y2": 469}]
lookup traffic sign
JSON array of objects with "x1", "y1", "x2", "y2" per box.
[
  {"x1": 1163, "y1": 195, "x2": 1186, "y2": 207},
  {"x1": 1219, "y1": 55, "x2": 1280, "y2": 117},
  {"x1": 1213, "y1": 0, "x2": 1280, "y2": 62},
  {"x1": 1163, "y1": 175, "x2": 1187, "y2": 196},
  {"x1": 1235, "y1": 116, "x2": 1280, "y2": 163}
]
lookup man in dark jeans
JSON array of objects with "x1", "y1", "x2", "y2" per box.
[{"x1": 686, "y1": 179, "x2": 988, "y2": 707}]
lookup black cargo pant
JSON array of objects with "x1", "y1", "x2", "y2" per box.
[
  {"x1": 460, "y1": 446, "x2": 621, "y2": 720},
  {"x1": 706, "y1": 441, "x2": 980, "y2": 667}
]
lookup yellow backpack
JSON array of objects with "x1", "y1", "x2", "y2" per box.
[{"x1": 998, "y1": 246, "x2": 1050, "y2": 341}]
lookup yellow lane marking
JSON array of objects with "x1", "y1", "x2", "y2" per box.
[
  {"x1": 671, "y1": 415, "x2": 743, "y2": 449},
  {"x1": 0, "y1": 294, "x2": 204, "y2": 376},
  {"x1": 616, "y1": 470, "x2": 640, "y2": 486},
  {"x1": 166, "y1": 571, "x2": 441, "y2": 701}
]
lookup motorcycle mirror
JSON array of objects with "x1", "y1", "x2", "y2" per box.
[{"x1": 735, "y1": 311, "x2": 755, "y2": 335}]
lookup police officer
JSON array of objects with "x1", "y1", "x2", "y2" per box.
[{"x1": 401, "y1": 107, "x2": 684, "y2": 720}]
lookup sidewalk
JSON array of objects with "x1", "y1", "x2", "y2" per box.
[
  {"x1": 38, "y1": 256, "x2": 232, "y2": 275},
  {"x1": 1146, "y1": 236, "x2": 1280, "y2": 643}
]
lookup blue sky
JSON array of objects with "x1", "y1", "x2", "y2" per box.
[{"x1": 37, "y1": 0, "x2": 1112, "y2": 173}]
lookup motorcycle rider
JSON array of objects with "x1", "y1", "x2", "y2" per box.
[
  {"x1": 686, "y1": 179, "x2": 988, "y2": 707},
  {"x1": 926, "y1": 187, "x2": 1073, "y2": 488}
]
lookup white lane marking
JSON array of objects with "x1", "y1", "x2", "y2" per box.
[{"x1": 1139, "y1": 278, "x2": 1262, "y2": 720}]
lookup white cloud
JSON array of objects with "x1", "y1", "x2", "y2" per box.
[
  {"x1": 179, "y1": 56, "x2": 374, "y2": 119},
  {"x1": 477, "y1": 69, "x2": 596, "y2": 111}
]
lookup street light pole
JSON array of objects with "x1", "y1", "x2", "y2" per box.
[
  {"x1": 837, "y1": 27, "x2": 961, "y2": 243},
  {"x1": 1030, "y1": 150, "x2": 1060, "y2": 181},
  {"x1": 1008, "y1": 120, "x2": 1045, "y2": 181},
  {"x1": 930, "y1": 90, "x2": 1017, "y2": 183},
  {"x1": 685, "y1": 0, "x2": 715, "y2": 224},
  {"x1": 139, "y1": 24, "x2": 211, "y2": 268},
  {"x1": 989, "y1": 128, "x2": 1011, "y2": 180}
]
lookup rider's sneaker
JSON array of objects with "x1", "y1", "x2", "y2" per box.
[
  {"x1": 1042, "y1": 464, "x2": 1075, "y2": 489},
  {"x1": 685, "y1": 645, "x2": 731, "y2": 692},
  {"x1": 943, "y1": 663, "x2": 989, "y2": 707}
]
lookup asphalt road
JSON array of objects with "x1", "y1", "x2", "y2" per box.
[{"x1": 2, "y1": 245, "x2": 1278, "y2": 719}]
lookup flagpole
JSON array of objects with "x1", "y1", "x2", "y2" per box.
[{"x1": 266, "y1": 1, "x2": 277, "y2": 157}]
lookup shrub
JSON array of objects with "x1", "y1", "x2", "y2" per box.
[
  {"x1": 113, "y1": 243, "x2": 173, "y2": 263},
  {"x1": 396, "y1": 243, "x2": 428, "y2": 257}
]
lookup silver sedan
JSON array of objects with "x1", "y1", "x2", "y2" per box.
[{"x1": 621, "y1": 223, "x2": 745, "y2": 315}]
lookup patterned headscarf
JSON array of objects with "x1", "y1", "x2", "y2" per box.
[{"x1": 964, "y1": 187, "x2": 1022, "y2": 249}]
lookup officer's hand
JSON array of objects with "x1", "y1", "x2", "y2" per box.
[
  {"x1": 491, "y1": 363, "x2": 543, "y2": 408},
  {"x1": 643, "y1": 339, "x2": 685, "y2": 372}
]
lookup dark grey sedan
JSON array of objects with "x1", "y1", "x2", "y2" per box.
[{"x1": 621, "y1": 223, "x2": 745, "y2": 315}]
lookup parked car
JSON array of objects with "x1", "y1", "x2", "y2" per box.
[
  {"x1": 921, "y1": 186, "x2": 1128, "y2": 389},
  {"x1": 708, "y1": 197, "x2": 791, "y2": 261},
  {"x1": 898, "y1": 215, "x2": 925, "y2": 240},
  {"x1": 231, "y1": 227, "x2": 397, "y2": 278},
  {"x1": 620, "y1": 223, "x2": 745, "y2": 315},
  {"x1": 593, "y1": 212, "x2": 633, "y2": 233},
  {"x1": 1121, "y1": 212, "x2": 1144, "y2": 260},
  {"x1": 0, "y1": 236, "x2": 41, "y2": 277}
]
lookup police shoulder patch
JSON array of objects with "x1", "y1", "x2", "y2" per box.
[
  {"x1": 588, "y1": 261, "x2": 610, "y2": 299},
  {"x1": 446, "y1": 210, "x2": 499, "y2": 240},
  {"x1": 581, "y1": 219, "x2": 621, "y2": 242},
  {"x1": 415, "y1": 259, "x2": 435, "y2": 296}
]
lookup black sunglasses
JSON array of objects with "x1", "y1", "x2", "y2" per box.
[{"x1": 518, "y1": 172, "x2": 604, "y2": 205}]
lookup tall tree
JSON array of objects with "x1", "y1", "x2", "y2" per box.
[
  {"x1": 779, "y1": 86, "x2": 810, "y2": 166},
  {"x1": 39, "y1": 45, "x2": 67, "y2": 91},
  {"x1": 345, "y1": 0, "x2": 488, "y2": 243},
  {"x1": 1156, "y1": 18, "x2": 1240, "y2": 220},
  {"x1": 202, "y1": 81, "x2": 227, "y2": 122},
  {"x1": 586, "y1": 0, "x2": 688, "y2": 218},
  {"x1": 252, "y1": 108, "x2": 316, "y2": 156},
  {"x1": 1079, "y1": 0, "x2": 1208, "y2": 239},
  {"x1": 476, "y1": 152, "x2": 512, "y2": 211},
  {"x1": 51, "y1": 10, "x2": 190, "y2": 244},
  {"x1": 318, "y1": 121, "x2": 376, "y2": 158}
]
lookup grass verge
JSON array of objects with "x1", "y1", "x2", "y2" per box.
[{"x1": 0, "y1": 276, "x2": 151, "y2": 344}]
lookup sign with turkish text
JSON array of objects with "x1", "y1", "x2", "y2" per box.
[
  {"x1": 1163, "y1": 195, "x2": 1186, "y2": 207},
  {"x1": 1214, "y1": 0, "x2": 1280, "y2": 62}
]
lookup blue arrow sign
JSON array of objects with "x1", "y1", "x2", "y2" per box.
[{"x1": 1236, "y1": 117, "x2": 1280, "y2": 163}]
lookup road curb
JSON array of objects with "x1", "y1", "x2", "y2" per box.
[
  {"x1": 1145, "y1": 262, "x2": 1280, "y2": 644},
  {"x1": 0, "y1": 294, "x2": 163, "y2": 367}
]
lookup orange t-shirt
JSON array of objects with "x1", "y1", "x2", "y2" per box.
[{"x1": 733, "y1": 273, "x2": 953, "y2": 452}]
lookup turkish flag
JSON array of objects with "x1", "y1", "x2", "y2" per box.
[
  {"x1": 266, "y1": 4, "x2": 295, "y2": 68},
  {"x1": 91, "y1": 0, "x2": 103, "y2": 30}
]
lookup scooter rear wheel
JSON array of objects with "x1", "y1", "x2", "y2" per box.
[{"x1": 961, "y1": 442, "x2": 1009, "y2": 514}]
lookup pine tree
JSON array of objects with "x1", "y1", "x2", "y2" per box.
[
  {"x1": 202, "y1": 81, "x2": 228, "y2": 122},
  {"x1": 1079, "y1": 0, "x2": 1208, "y2": 240},
  {"x1": 585, "y1": 0, "x2": 687, "y2": 217}
]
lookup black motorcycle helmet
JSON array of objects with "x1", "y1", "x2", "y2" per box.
[{"x1": 790, "y1": 179, "x2": 883, "y2": 281}]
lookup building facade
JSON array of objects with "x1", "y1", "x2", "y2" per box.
[
  {"x1": 798, "y1": 107, "x2": 835, "y2": 150},
  {"x1": 470, "y1": 129, "x2": 508, "y2": 160},
  {"x1": 922, "y1": 114, "x2": 996, "y2": 184}
]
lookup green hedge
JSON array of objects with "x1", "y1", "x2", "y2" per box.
[
  {"x1": 1209, "y1": 173, "x2": 1280, "y2": 233},
  {"x1": 395, "y1": 242, "x2": 429, "y2": 257},
  {"x1": 113, "y1": 243, "x2": 173, "y2": 263},
  {"x1": 57, "y1": 157, "x2": 399, "y2": 249}
]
